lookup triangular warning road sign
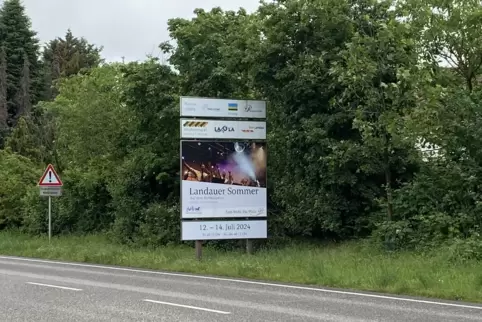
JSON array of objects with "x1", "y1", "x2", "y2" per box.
[{"x1": 38, "y1": 164, "x2": 63, "y2": 186}]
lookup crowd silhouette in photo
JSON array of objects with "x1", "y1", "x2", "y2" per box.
[
  {"x1": 181, "y1": 141, "x2": 266, "y2": 188},
  {"x1": 182, "y1": 160, "x2": 261, "y2": 187}
]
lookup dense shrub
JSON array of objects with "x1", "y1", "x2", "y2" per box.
[
  {"x1": 21, "y1": 169, "x2": 113, "y2": 235},
  {"x1": 447, "y1": 236, "x2": 482, "y2": 262},
  {"x1": 0, "y1": 150, "x2": 41, "y2": 230},
  {"x1": 372, "y1": 158, "x2": 482, "y2": 252},
  {"x1": 134, "y1": 203, "x2": 180, "y2": 247}
]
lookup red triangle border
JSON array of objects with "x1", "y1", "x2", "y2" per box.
[{"x1": 38, "y1": 164, "x2": 63, "y2": 186}]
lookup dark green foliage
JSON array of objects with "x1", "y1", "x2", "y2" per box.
[
  {"x1": 0, "y1": 0, "x2": 41, "y2": 124},
  {"x1": 5, "y1": 108, "x2": 56, "y2": 164},
  {"x1": 447, "y1": 237, "x2": 482, "y2": 262},
  {"x1": 245, "y1": 0, "x2": 403, "y2": 238},
  {"x1": 133, "y1": 203, "x2": 181, "y2": 247},
  {"x1": 373, "y1": 88, "x2": 482, "y2": 252},
  {"x1": 55, "y1": 170, "x2": 113, "y2": 234},
  {"x1": 0, "y1": 149, "x2": 41, "y2": 229},
  {"x1": 21, "y1": 169, "x2": 113, "y2": 235},
  {"x1": 41, "y1": 29, "x2": 103, "y2": 100},
  {"x1": 0, "y1": 46, "x2": 7, "y2": 147},
  {"x1": 108, "y1": 60, "x2": 180, "y2": 244},
  {"x1": 161, "y1": 7, "x2": 255, "y2": 98}
]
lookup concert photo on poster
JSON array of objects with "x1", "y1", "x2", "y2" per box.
[
  {"x1": 181, "y1": 141, "x2": 266, "y2": 187},
  {"x1": 181, "y1": 141, "x2": 267, "y2": 219}
]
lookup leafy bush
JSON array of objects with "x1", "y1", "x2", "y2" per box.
[
  {"x1": 134, "y1": 202, "x2": 180, "y2": 247},
  {"x1": 21, "y1": 168, "x2": 113, "y2": 235},
  {"x1": 0, "y1": 150, "x2": 41, "y2": 229},
  {"x1": 373, "y1": 213, "x2": 478, "y2": 251},
  {"x1": 446, "y1": 236, "x2": 482, "y2": 262},
  {"x1": 372, "y1": 158, "x2": 482, "y2": 250},
  {"x1": 20, "y1": 187, "x2": 47, "y2": 234},
  {"x1": 56, "y1": 169, "x2": 113, "y2": 234}
]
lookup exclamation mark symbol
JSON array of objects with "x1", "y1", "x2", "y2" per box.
[{"x1": 48, "y1": 171, "x2": 52, "y2": 183}]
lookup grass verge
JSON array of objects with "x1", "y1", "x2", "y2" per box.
[{"x1": 0, "y1": 231, "x2": 481, "y2": 303}]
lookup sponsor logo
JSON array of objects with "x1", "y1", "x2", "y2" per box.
[
  {"x1": 240, "y1": 125, "x2": 265, "y2": 133},
  {"x1": 244, "y1": 104, "x2": 263, "y2": 114},
  {"x1": 186, "y1": 206, "x2": 201, "y2": 213},
  {"x1": 182, "y1": 102, "x2": 197, "y2": 112},
  {"x1": 182, "y1": 121, "x2": 208, "y2": 136},
  {"x1": 214, "y1": 125, "x2": 235, "y2": 133},
  {"x1": 205, "y1": 106, "x2": 221, "y2": 112},
  {"x1": 228, "y1": 103, "x2": 238, "y2": 111},
  {"x1": 183, "y1": 121, "x2": 208, "y2": 128}
]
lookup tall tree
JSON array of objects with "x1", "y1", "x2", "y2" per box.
[
  {"x1": 111, "y1": 59, "x2": 180, "y2": 244},
  {"x1": 161, "y1": 7, "x2": 255, "y2": 98},
  {"x1": 48, "y1": 64, "x2": 131, "y2": 170},
  {"x1": 248, "y1": 0, "x2": 384, "y2": 237},
  {"x1": 0, "y1": 0, "x2": 41, "y2": 125},
  {"x1": 0, "y1": 46, "x2": 7, "y2": 145},
  {"x1": 331, "y1": 0, "x2": 428, "y2": 221},
  {"x1": 42, "y1": 29, "x2": 103, "y2": 100},
  {"x1": 404, "y1": 0, "x2": 482, "y2": 92},
  {"x1": 15, "y1": 53, "x2": 31, "y2": 118}
]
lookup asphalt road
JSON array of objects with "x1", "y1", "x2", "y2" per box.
[{"x1": 0, "y1": 256, "x2": 481, "y2": 321}]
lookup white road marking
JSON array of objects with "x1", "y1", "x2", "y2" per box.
[
  {"x1": 1, "y1": 256, "x2": 480, "y2": 310},
  {"x1": 143, "y1": 299, "x2": 230, "y2": 314},
  {"x1": 26, "y1": 281, "x2": 82, "y2": 291}
]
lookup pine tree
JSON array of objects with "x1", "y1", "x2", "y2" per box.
[
  {"x1": 0, "y1": 47, "x2": 7, "y2": 128},
  {"x1": 41, "y1": 59, "x2": 53, "y2": 101},
  {"x1": 0, "y1": 46, "x2": 7, "y2": 147},
  {"x1": 15, "y1": 53, "x2": 31, "y2": 118},
  {"x1": 0, "y1": 0, "x2": 41, "y2": 125},
  {"x1": 42, "y1": 29, "x2": 103, "y2": 100}
]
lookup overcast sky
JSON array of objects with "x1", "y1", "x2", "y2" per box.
[{"x1": 21, "y1": 0, "x2": 261, "y2": 62}]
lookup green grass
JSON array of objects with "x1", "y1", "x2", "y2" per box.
[{"x1": 1, "y1": 231, "x2": 481, "y2": 303}]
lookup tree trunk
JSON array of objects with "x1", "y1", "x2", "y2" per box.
[
  {"x1": 0, "y1": 47, "x2": 7, "y2": 130},
  {"x1": 384, "y1": 138, "x2": 393, "y2": 221},
  {"x1": 467, "y1": 76, "x2": 473, "y2": 93}
]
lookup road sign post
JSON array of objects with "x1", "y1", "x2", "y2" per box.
[
  {"x1": 48, "y1": 196, "x2": 52, "y2": 242},
  {"x1": 38, "y1": 164, "x2": 63, "y2": 243}
]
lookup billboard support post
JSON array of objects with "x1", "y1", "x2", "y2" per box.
[
  {"x1": 246, "y1": 239, "x2": 253, "y2": 254},
  {"x1": 195, "y1": 240, "x2": 202, "y2": 261}
]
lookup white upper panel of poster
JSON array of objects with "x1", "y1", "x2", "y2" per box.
[
  {"x1": 180, "y1": 96, "x2": 266, "y2": 119},
  {"x1": 180, "y1": 119, "x2": 266, "y2": 140}
]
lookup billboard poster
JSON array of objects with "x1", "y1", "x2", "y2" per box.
[
  {"x1": 180, "y1": 119, "x2": 266, "y2": 140},
  {"x1": 180, "y1": 96, "x2": 266, "y2": 119},
  {"x1": 181, "y1": 140, "x2": 267, "y2": 219},
  {"x1": 181, "y1": 220, "x2": 267, "y2": 240}
]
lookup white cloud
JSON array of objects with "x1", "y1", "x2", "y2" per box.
[{"x1": 20, "y1": 0, "x2": 261, "y2": 62}]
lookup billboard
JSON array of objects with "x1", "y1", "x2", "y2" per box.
[
  {"x1": 181, "y1": 140, "x2": 267, "y2": 219},
  {"x1": 180, "y1": 96, "x2": 266, "y2": 119},
  {"x1": 182, "y1": 220, "x2": 267, "y2": 240},
  {"x1": 180, "y1": 119, "x2": 266, "y2": 140}
]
